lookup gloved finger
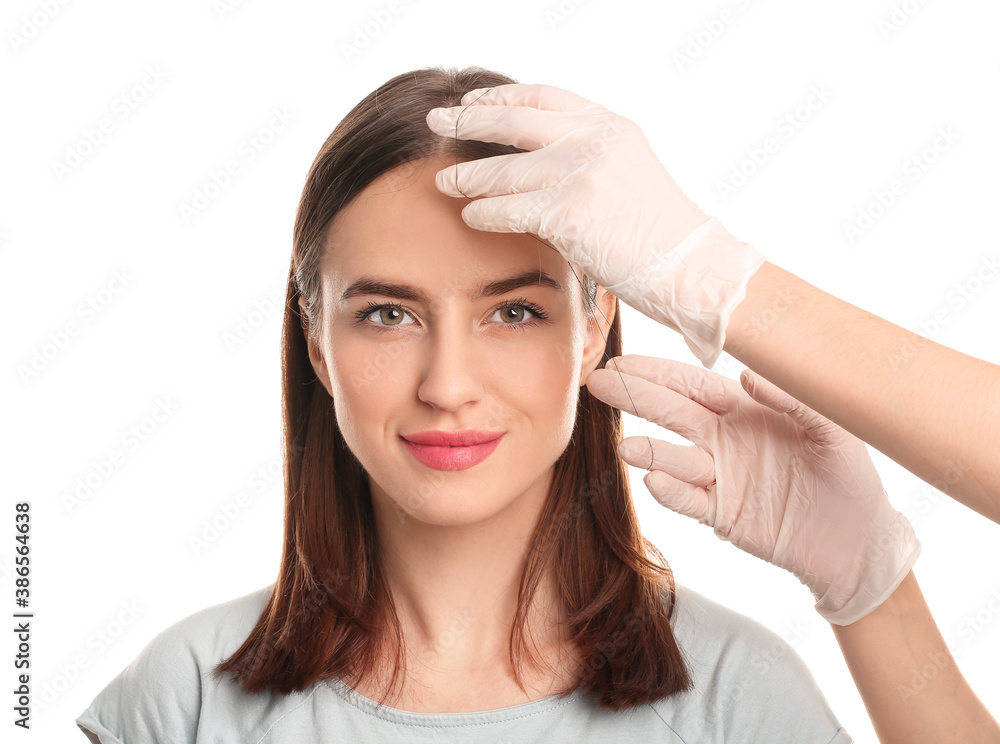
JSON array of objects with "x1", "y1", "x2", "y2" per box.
[
  {"x1": 605, "y1": 354, "x2": 734, "y2": 415},
  {"x1": 643, "y1": 469, "x2": 711, "y2": 524},
  {"x1": 618, "y1": 436, "x2": 716, "y2": 488},
  {"x1": 427, "y1": 103, "x2": 583, "y2": 151},
  {"x1": 586, "y1": 368, "x2": 716, "y2": 446},
  {"x1": 456, "y1": 190, "x2": 558, "y2": 235},
  {"x1": 739, "y1": 369, "x2": 842, "y2": 447},
  {"x1": 435, "y1": 148, "x2": 564, "y2": 200},
  {"x1": 459, "y1": 83, "x2": 594, "y2": 112}
]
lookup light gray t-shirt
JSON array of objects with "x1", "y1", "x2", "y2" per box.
[{"x1": 76, "y1": 583, "x2": 853, "y2": 743}]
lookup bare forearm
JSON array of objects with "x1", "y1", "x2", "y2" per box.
[
  {"x1": 830, "y1": 570, "x2": 998, "y2": 743},
  {"x1": 723, "y1": 261, "x2": 1000, "y2": 523}
]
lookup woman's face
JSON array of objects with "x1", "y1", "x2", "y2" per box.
[{"x1": 301, "y1": 154, "x2": 615, "y2": 528}]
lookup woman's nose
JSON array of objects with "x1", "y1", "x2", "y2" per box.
[{"x1": 415, "y1": 323, "x2": 487, "y2": 412}]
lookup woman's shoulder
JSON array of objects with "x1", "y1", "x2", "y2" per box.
[
  {"x1": 152, "y1": 583, "x2": 275, "y2": 657},
  {"x1": 113, "y1": 582, "x2": 275, "y2": 683},
  {"x1": 655, "y1": 582, "x2": 852, "y2": 743},
  {"x1": 75, "y1": 584, "x2": 275, "y2": 744},
  {"x1": 668, "y1": 581, "x2": 798, "y2": 652}
]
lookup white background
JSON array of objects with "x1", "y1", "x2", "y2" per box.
[{"x1": 3, "y1": 0, "x2": 999, "y2": 741}]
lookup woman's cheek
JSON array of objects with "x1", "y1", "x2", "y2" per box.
[
  {"x1": 329, "y1": 334, "x2": 407, "y2": 402},
  {"x1": 327, "y1": 338, "x2": 405, "y2": 469},
  {"x1": 519, "y1": 335, "x2": 582, "y2": 439}
]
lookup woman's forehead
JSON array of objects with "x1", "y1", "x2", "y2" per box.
[{"x1": 319, "y1": 157, "x2": 576, "y2": 300}]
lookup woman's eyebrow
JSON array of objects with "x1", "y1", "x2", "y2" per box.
[{"x1": 339, "y1": 270, "x2": 565, "y2": 303}]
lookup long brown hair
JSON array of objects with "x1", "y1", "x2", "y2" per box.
[{"x1": 212, "y1": 65, "x2": 691, "y2": 711}]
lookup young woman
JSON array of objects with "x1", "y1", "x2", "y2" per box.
[{"x1": 76, "y1": 66, "x2": 852, "y2": 743}]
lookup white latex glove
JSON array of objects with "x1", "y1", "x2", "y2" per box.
[
  {"x1": 584, "y1": 354, "x2": 921, "y2": 626},
  {"x1": 425, "y1": 83, "x2": 767, "y2": 369}
]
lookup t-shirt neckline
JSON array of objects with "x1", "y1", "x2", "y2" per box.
[{"x1": 322, "y1": 677, "x2": 586, "y2": 727}]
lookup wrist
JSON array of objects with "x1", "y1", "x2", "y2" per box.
[
  {"x1": 607, "y1": 216, "x2": 767, "y2": 368},
  {"x1": 721, "y1": 260, "x2": 799, "y2": 360},
  {"x1": 814, "y1": 511, "x2": 922, "y2": 626}
]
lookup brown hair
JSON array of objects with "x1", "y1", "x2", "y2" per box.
[{"x1": 212, "y1": 65, "x2": 691, "y2": 711}]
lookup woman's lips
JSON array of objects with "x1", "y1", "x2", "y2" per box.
[{"x1": 400, "y1": 434, "x2": 504, "y2": 471}]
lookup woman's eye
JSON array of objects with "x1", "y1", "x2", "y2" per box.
[
  {"x1": 490, "y1": 304, "x2": 537, "y2": 325},
  {"x1": 366, "y1": 305, "x2": 413, "y2": 327}
]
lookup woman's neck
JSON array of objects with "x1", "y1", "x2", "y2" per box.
[{"x1": 355, "y1": 473, "x2": 580, "y2": 711}]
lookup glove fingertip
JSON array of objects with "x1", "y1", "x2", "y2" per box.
[
  {"x1": 645, "y1": 471, "x2": 710, "y2": 523},
  {"x1": 434, "y1": 166, "x2": 461, "y2": 197},
  {"x1": 740, "y1": 369, "x2": 798, "y2": 414},
  {"x1": 461, "y1": 200, "x2": 490, "y2": 230}
]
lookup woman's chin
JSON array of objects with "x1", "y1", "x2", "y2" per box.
[{"x1": 387, "y1": 496, "x2": 515, "y2": 530}]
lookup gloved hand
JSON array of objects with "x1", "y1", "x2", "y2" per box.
[
  {"x1": 584, "y1": 354, "x2": 921, "y2": 626},
  {"x1": 425, "y1": 83, "x2": 768, "y2": 368}
]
